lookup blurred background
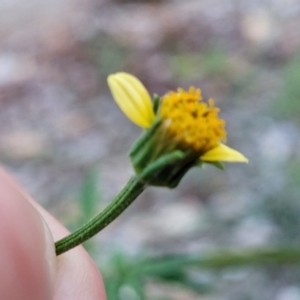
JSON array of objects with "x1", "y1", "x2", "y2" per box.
[{"x1": 1, "y1": 0, "x2": 300, "y2": 299}]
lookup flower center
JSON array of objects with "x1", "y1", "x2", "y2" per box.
[{"x1": 159, "y1": 87, "x2": 226, "y2": 153}]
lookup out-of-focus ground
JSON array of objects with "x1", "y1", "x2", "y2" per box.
[{"x1": 2, "y1": 0, "x2": 300, "y2": 299}]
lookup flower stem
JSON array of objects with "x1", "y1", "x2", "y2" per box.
[{"x1": 55, "y1": 176, "x2": 145, "y2": 256}]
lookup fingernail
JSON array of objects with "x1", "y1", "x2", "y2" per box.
[{"x1": 37, "y1": 211, "x2": 56, "y2": 289}]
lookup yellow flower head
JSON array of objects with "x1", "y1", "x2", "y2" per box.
[
  {"x1": 159, "y1": 87, "x2": 226, "y2": 155},
  {"x1": 107, "y1": 72, "x2": 248, "y2": 165}
]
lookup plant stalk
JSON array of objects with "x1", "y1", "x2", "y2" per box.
[{"x1": 55, "y1": 175, "x2": 145, "y2": 255}]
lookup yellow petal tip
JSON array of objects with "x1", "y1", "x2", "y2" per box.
[{"x1": 200, "y1": 143, "x2": 249, "y2": 163}]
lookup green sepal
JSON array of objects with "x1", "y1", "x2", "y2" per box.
[
  {"x1": 196, "y1": 161, "x2": 204, "y2": 168},
  {"x1": 152, "y1": 94, "x2": 160, "y2": 114},
  {"x1": 130, "y1": 121, "x2": 198, "y2": 188},
  {"x1": 138, "y1": 150, "x2": 195, "y2": 188},
  {"x1": 205, "y1": 161, "x2": 225, "y2": 170},
  {"x1": 129, "y1": 118, "x2": 162, "y2": 158}
]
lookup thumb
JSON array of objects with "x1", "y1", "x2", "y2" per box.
[{"x1": 0, "y1": 168, "x2": 56, "y2": 300}]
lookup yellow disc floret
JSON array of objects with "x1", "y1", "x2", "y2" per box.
[{"x1": 159, "y1": 87, "x2": 226, "y2": 154}]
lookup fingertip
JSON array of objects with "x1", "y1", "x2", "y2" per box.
[
  {"x1": 0, "y1": 167, "x2": 106, "y2": 299},
  {"x1": 0, "y1": 168, "x2": 55, "y2": 300},
  {"x1": 35, "y1": 203, "x2": 106, "y2": 299},
  {"x1": 54, "y1": 249, "x2": 106, "y2": 300}
]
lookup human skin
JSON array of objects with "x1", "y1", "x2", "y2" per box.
[{"x1": 0, "y1": 167, "x2": 106, "y2": 300}]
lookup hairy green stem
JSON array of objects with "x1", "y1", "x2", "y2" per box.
[{"x1": 55, "y1": 176, "x2": 145, "y2": 255}]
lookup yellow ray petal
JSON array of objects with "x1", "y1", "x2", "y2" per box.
[
  {"x1": 200, "y1": 143, "x2": 249, "y2": 163},
  {"x1": 107, "y1": 73, "x2": 155, "y2": 128}
]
